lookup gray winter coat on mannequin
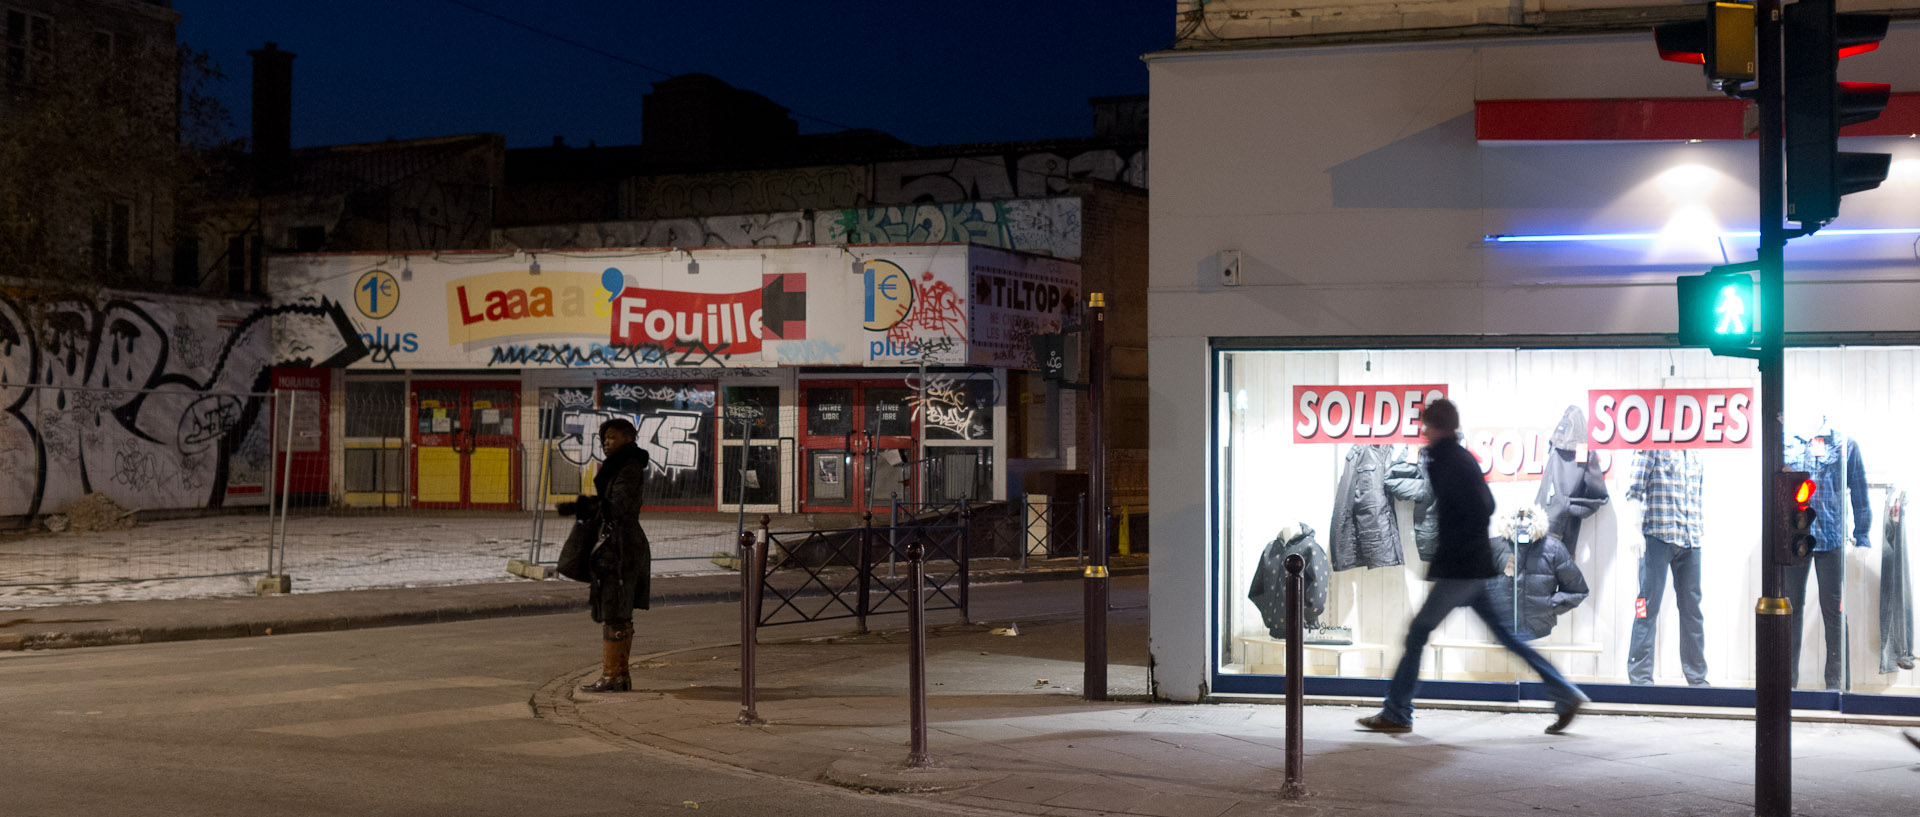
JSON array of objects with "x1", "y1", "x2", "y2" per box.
[
  {"x1": 1329, "y1": 444, "x2": 1404, "y2": 571},
  {"x1": 1536, "y1": 406, "x2": 1609, "y2": 543},
  {"x1": 1384, "y1": 446, "x2": 1438, "y2": 561}
]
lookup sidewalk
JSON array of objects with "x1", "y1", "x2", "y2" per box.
[
  {"x1": 541, "y1": 586, "x2": 1920, "y2": 817},
  {"x1": 0, "y1": 554, "x2": 1146, "y2": 650}
]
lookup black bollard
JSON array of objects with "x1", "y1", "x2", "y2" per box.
[
  {"x1": 737, "y1": 526, "x2": 761, "y2": 725},
  {"x1": 906, "y1": 537, "x2": 931, "y2": 767},
  {"x1": 1283, "y1": 552, "x2": 1307, "y2": 799}
]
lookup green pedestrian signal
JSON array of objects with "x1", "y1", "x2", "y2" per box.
[{"x1": 1677, "y1": 269, "x2": 1756, "y2": 354}]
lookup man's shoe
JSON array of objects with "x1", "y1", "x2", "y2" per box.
[
  {"x1": 1905, "y1": 730, "x2": 1919, "y2": 751},
  {"x1": 1356, "y1": 714, "x2": 1411, "y2": 734},
  {"x1": 1546, "y1": 701, "x2": 1583, "y2": 734}
]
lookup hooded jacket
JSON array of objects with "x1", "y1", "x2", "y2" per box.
[
  {"x1": 1486, "y1": 506, "x2": 1589, "y2": 641},
  {"x1": 1384, "y1": 446, "x2": 1438, "y2": 561},
  {"x1": 1535, "y1": 406, "x2": 1609, "y2": 544},
  {"x1": 1329, "y1": 444, "x2": 1404, "y2": 571},
  {"x1": 1247, "y1": 523, "x2": 1332, "y2": 636}
]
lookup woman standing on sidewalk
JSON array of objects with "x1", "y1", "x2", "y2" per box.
[{"x1": 580, "y1": 418, "x2": 652, "y2": 693}]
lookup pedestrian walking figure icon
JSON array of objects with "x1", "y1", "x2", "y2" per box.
[{"x1": 1715, "y1": 284, "x2": 1746, "y2": 335}]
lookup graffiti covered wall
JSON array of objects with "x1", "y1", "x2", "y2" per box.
[
  {"x1": 0, "y1": 289, "x2": 366, "y2": 518},
  {"x1": 495, "y1": 197, "x2": 1083, "y2": 261}
]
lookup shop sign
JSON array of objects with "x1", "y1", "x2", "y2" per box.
[
  {"x1": 1292, "y1": 385, "x2": 1447, "y2": 443},
  {"x1": 966, "y1": 249, "x2": 1080, "y2": 370},
  {"x1": 609, "y1": 285, "x2": 766, "y2": 355},
  {"x1": 445, "y1": 269, "x2": 615, "y2": 344},
  {"x1": 1587, "y1": 387, "x2": 1754, "y2": 449}
]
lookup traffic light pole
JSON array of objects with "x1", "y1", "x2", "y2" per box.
[{"x1": 1753, "y1": 2, "x2": 1792, "y2": 814}]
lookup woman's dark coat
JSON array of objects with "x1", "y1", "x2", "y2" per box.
[{"x1": 590, "y1": 443, "x2": 651, "y2": 623}]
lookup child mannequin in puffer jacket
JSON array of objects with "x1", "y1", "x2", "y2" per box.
[{"x1": 1485, "y1": 505, "x2": 1589, "y2": 641}]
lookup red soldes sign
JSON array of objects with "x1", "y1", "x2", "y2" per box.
[
  {"x1": 609, "y1": 286, "x2": 764, "y2": 353},
  {"x1": 1292, "y1": 385, "x2": 1448, "y2": 444},
  {"x1": 1587, "y1": 388, "x2": 1754, "y2": 450}
]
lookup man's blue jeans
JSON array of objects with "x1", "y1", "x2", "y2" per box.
[{"x1": 1379, "y1": 578, "x2": 1587, "y2": 725}]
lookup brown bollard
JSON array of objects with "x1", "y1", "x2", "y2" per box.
[
  {"x1": 1283, "y1": 552, "x2": 1307, "y2": 799},
  {"x1": 906, "y1": 537, "x2": 931, "y2": 768},
  {"x1": 737, "y1": 527, "x2": 761, "y2": 725}
]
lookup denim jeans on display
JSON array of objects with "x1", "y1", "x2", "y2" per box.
[
  {"x1": 1785, "y1": 547, "x2": 1846, "y2": 690},
  {"x1": 1379, "y1": 578, "x2": 1587, "y2": 725},
  {"x1": 1883, "y1": 492, "x2": 1914, "y2": 674},
  {"x1": 1627, "y1": 536, "x2": 1708, "y2": 686}
]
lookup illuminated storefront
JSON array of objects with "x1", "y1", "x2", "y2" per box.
[{"x1": 1148, "y1": 27, "x2": 1920, "y2": 713}]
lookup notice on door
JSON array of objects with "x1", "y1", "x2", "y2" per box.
[
  {"x1": 1587, "y1": 388, "x2": 1754, "y2": 450},
  {"x1": 1291, "y1": 385, "x2": 1448, "y2": 444}
]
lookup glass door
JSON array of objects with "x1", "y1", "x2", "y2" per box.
[{"x1": 800, "y1": 381, "x2": 916, "y2": 512}]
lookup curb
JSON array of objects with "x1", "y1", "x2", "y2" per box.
[
  {"x1": 821, "y1": 755, "x2": 1005, "y2": 793},
  {"x1": 1, "y1": 563, "x2": 1142, "y2": 651}
]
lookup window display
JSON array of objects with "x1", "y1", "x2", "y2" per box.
[{"x1": 1217, "y1": 346, "x2": 1920, "y2": 707}]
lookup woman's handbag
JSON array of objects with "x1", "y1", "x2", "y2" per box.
[{"x1": 556, "y1": 512, "x2": 599, "y2": 582}]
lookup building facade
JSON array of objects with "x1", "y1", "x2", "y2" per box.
[
  {"x1": 267, "y1": 244, "x2": 1078, "y2": 516},
  {"x1": 1148, "y1": 7, "x2": 1920, "y2": 715}
]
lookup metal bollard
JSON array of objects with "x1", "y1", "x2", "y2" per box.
[
  {"x1": 737, "y1": 526, "x2": 761, "y2": 725},
  {"x1": 906, "y1": 536, "x2": 931, "y2": 767},
  {"x1": 857, "y1": 511, "x2": 874, "y2": 634},
  {"x1": 1283, "y1": 552, "x2": 1307, "y2": 799}
]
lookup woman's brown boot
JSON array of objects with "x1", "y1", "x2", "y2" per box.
[{"x1": 580, "y1": 624, "x2": 633, "y2": 693}]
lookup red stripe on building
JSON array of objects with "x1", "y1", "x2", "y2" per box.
[{"x1": 1476, "y1": 93, "x2": 1920, "y2": 142}]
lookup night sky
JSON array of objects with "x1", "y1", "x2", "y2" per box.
[{"x1": 174, "y1": 1, "x2": 1168, "y2": 150}]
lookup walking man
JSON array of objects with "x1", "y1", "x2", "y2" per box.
[{"x1": 1357, "y1": 398, "x2": 1591, "y2": 734}]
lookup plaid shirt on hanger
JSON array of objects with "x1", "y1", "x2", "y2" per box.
[{"x1": 1627, "y1": 450, "x2": 1704, "y2": 548}]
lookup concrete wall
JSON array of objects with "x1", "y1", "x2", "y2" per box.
[{"x1": 1146, "y1": 25, "x2": 1920, "y2": 700}]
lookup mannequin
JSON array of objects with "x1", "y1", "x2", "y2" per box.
[
  {"x1": 1536, "y1": 406, "x2": 1610, "y2": 544},
  {"x1": 1784, "y1": 419, "x2": 1871, "y2": 690},
  {"x1": 1486, "y1": 505, "x2": 1588, "y2": 641},
  {"x1": 1625, "y1": 449, "x2": 1708, "y2": 686}
]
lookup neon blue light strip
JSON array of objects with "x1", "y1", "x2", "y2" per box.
[{"x1": 1486, "y1": 228, "x2": 1920, "y2": 242}]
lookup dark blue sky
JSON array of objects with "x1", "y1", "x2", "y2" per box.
[{"x1": 174, "y1": 1, "x2": 1167, "y2": 150}]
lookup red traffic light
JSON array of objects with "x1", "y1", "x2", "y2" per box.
[{"x1": 1795, "y1": 478, "x2": 1816, "y2": 506}]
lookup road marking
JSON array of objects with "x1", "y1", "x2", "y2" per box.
[
  {"x1": 484, "y1": 737, "x2": 621, "y2": 757},
  {"x1": 0, "y1": 645, "x2": 262, "y2": 675},
  {"x1": 257, "y1": 702, "x2": 529, "y2": 738},
  {"x1": 0, "y1": 663, "x2": 353, "y2": 697},
  {"x1": 86, "y1": 676, "x2": 523, "y2": 717}
]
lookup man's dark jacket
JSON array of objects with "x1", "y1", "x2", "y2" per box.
[{"x1": 1424, "y1": 433, "x2": 1499, "y2": 581}]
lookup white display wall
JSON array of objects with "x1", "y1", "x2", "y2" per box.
[{"x1": 1218, "y1": 345, "x2": 1918, "y2": 697}]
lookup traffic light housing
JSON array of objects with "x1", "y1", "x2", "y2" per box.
[
  {"x1": 1677, "y1": 268, "x2": 1756, "y2": 354},
  {"x1": 1655, "y1": 2, "x2": 1758, "y2": 86},
  {"x1": 1775, "y1": 471, "x2": 1819, "y2": 566},
  {"x1": 1784, "y1": 0, "x2": 1892, "y2": 227}
]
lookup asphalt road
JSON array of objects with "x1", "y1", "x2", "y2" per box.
[{"x1": 0, "y1": 579, "x2": 1129, "y2": 817}]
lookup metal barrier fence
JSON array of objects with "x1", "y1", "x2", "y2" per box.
[
  {"x1": 0, "y1": 384, "x2": 279, "y2": 599},
  {"x1": 2, "y1": 381, "x2": 1100, "y2": 607},
  {"x1": 755, "y1": 513, "x2": 968, "y2": 630}
]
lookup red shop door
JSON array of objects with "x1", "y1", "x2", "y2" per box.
[{"x1": 799, "y1": 381, "x2": 915, "y2": 513}]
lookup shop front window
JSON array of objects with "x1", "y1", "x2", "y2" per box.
[
  {"x1": 1215, "y1": 345, "x2": 1920, "y2": 705},
  {"x1": 599, "y1": 381, "x2": 717, "y2": 509}
]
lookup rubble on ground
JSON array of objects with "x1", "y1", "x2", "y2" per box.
[{"x1": 59, "y1": 493, "x2": 139, "y2": 533}]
